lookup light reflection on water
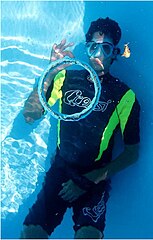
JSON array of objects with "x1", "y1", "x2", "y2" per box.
[{"x1": 1, "y1": 0, "x2": 85, "y2": 219}]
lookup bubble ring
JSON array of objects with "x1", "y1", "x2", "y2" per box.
[{"x1": 38, "y1": 57, "x2": 101, "y2": 121}]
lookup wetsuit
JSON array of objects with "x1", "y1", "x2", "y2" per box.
[{"x1": 24, "y1": 70, "x2": 140, "y2": 236}]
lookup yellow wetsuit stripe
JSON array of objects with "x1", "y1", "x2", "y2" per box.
[
  {"x1": 95, "y1": 109, "x2": 119, "y2": 161},
  {"x1": 47, "y1": 70, "x2": 66, "y2": 148},
  {"x1": 116, "y1": 89, "x2": 135, "y2": 134},
  {"x1": 95, "y1": 89, "x2": 135, "y2": 161},
  {"x1": 48, "y1": 70, "x2": 66, "y2": 107}
]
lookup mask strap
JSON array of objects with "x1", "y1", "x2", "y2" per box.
[{"x1": 113, "y1": 47, "x2": 121, "y2": 56}]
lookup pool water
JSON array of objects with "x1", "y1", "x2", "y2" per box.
[{"x1": 1, "y1": 1, "x2": 153, "y2": 239}]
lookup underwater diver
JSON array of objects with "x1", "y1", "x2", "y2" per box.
[{"x1": 21, "y1": 17, "x2": 140, "y2": 239}]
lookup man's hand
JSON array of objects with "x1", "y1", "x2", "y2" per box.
[
  {"x1": 23, "y1": 107, "x2": 42, "y2": 124},
  {"x1": 47, "y1": 39, "x2": 75, "y2": 81},
  {"x1": 58, "y1": 179, "x2": 86, "y2": 203},
  {"x1": 23, "y1": 39, "x2": 74, "y2": 124},
  {"x1": 84, "y1": 169, "x2": 108, "y2": 184},
  {"x1": 50, "y1": 39, "x2": 74, "y2": 62}
]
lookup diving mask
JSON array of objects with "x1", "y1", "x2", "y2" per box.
[{"x1": 86, "y1": 41, "x2": 114, "y2": 58}]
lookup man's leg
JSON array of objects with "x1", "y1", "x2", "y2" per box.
[
  {"x1": 20, "y1": 159, "x2": 69, "y2": 238},
  {"x1": 20, "y1": 225, "x2": 48, "y2": 239},
  {"x1": 72, "y1": 180, "x2": 110, "y2": 240},
  {"x1": 74, "y1": 225, "x2": 103, "y2": 239}
]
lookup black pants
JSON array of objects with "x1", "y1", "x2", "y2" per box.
[{"x1": 24, "y1": 155, "x2": 111, "y2": 236}]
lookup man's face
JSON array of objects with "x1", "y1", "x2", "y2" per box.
[{"x1": 87, "y1": 31, "x2": 115, "y2": 75}]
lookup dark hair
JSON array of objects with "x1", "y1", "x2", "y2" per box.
[{"x1": 85, "y1": 17, "x2": 121, "y2": 46}]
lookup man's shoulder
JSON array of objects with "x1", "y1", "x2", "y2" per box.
[
  {"x1": 108, "y1": 74, "x2": 138, "y2": 102},
  {"x1": 109, "y1": 74, "x2": 130, "y2": 91}
]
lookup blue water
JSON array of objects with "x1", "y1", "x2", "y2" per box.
[{"x1": 1, "y1": 1, "x2": 153, "y2": 239}]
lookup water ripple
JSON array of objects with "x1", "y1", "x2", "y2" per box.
[
  {"x1": 1, "y1": 0, "x2": 85, "y2": 219},
  {"x1": 1, "y1": 60, "x2": 43, "y2": 71}
]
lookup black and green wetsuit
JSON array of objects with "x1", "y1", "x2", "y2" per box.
[
  {"x1": 46, "y1": 69, "x2": 140, "y2": 171},
  {"x1": 24, "y1": 69, "x2": 140, "y2": 236}
]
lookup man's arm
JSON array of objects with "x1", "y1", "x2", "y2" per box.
[
  {"x1": 85, "y1": 94, "x2": 140, "y2": 183},
  {"x1": 23, "y1": 74, "x2": 55, "y2": 123},
  {"x1": 23, "y1": 39, "x2": 74, "y2": 124},
  {"x1": 58, "y1": 144, "x2": 139, "y2": 203},
  {"x1": 84, "y1": 144, "x2": 139, "y2": 184}
]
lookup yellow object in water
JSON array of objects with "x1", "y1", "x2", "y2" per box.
[{"x1": 122, "y1": 43, "x2": 131, "y2": 58}]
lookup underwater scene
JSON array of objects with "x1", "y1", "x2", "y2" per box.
[{"x1": 1, "y1": 1, "x2": 153, "y2": 239}]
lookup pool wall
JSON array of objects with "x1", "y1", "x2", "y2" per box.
[{"x1": 1, "y1": 1, "x2": 153, "y2": 239}]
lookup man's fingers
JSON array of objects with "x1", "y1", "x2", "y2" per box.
[
  {"x1": 58, "y1": 182, "x2": 69, "y2": 196},
  {"x1": 58, "y1": 187, "x2": 66, "y2": 196},
  {"x1": 50, "y1": 39, "x2": 74, "y2": 63},
  {"x1": 63, "y1": 51, "x2": 74, "y2": 58},
  {"x1": 69, "y1": 196, "x2": 77, "y2": 203},
  {"x1": 51, "y1": 44, "x2": 58, "y2": 55},
  {"x1": 61, "y1": 39, "x2": 67, "y2": 46},
  {"x1": 60, "y1": 190, "x2": 74, "y2": 201},
  {"x1": 52, "y1": 40, "x2": 74, "y2": 55},
  {"x1": 52, "y1": 43, "x2": 57, "y2": 50},
  {"x1": 61, "y1": 42, "x2": 74, "y2": 51},
  {"x1": 56, "y1": 39, "x2": 66, "y2": 50}
]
